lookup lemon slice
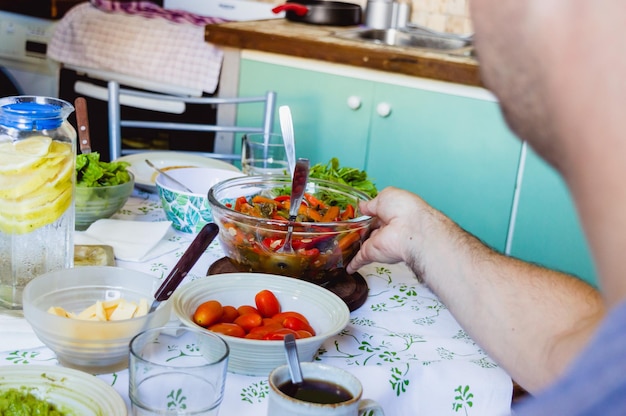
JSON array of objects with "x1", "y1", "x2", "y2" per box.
[
  {"x1": 0, "y1": 186, "x2": 72, "y2": 234},
  {"x1": 13, "y1": 136, "x2": 53, "y2": 154},
  {"x1": 0, "y1": 139, "x2": 73, "y2": 233},
  {"x1": 0, "y1": 142, "x2": 72, "y2": 200},
  {"x1": 0, "y1": 137, "x2": 53, "y2": 174},
  {"x1": 0, "y1": 163, "x2": 72, "y2": 213},
  {"x1": 0, "y1": 159, "x2": 65, "y2": 199}
]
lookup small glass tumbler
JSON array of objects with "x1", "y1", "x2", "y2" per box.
[
  {"x1": 129, "y1": 326, "x2": 230, "y2": 416},
  {"x1": 241, "y1": 133, "x2": 289, "y2": 176}
]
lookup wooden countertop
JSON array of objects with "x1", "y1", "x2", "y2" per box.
[{"x1": 205, "y1": 19, "x2": 482, "y2": 87}]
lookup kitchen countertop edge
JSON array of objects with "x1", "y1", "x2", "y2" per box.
[{"x1": 205, "y1": 19, "x2": 483, "y2": 87}]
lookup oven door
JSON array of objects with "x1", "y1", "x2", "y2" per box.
[
  {"x1": 59, "y1": 67, "x2": 219, "y2": 161},
  {"x1": 0, "y1": 67, "x2": 21, "y2": 95}
]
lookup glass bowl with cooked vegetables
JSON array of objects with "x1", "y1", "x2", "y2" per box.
[
  {"x1": 75, "y1": 152, "x2": 134, "y2": 230},
  {"x1": 207, "y1": 175, "x2": 374, "y2": 285}
]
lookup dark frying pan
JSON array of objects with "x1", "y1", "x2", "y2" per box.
[{"x1": 272, "y1": 0, "x2": 362, "y2": 26}]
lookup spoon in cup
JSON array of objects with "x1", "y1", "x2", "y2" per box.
[{"x1": 283, "y1": 333, "x2": 304, "y2": 396}]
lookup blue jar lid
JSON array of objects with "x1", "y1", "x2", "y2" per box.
[{"x1": 0, "y1": 98, "x2": 70, "y2": 130}]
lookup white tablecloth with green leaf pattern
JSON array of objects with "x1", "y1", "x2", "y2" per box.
[{"x1": 0, "y1": 190, "x2": 513, "y2": 416}]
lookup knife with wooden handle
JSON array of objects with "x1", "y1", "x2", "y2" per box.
[
  {"x1": 149, "y1": 223, "x2": 219, "y2": 313},
  {"x1": 74, "y1": 97, "x2": 92, "y2": 154}
]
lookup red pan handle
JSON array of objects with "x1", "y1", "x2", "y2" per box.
[{"x1": 272, "y1": 3, "x2": 310, "y2": 16}]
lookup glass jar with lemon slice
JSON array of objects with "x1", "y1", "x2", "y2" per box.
[{"x1": 0, "y1": 96, "x2": 76, "y2": 310}]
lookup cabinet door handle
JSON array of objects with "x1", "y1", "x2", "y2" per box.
[
  {"x1": 347, "y1": 95, "x2": 362, "y2": 110},
  {"x1": 376, "y1": 102, "x2": 392, "y2": 117}
]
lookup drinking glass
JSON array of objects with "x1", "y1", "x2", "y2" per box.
[
  {"x1": 129, "y1": 326, "x2": 229, "y2": 415},
  {"x1": 241, "y1": 133, "x2": 289, "y2": 176}
]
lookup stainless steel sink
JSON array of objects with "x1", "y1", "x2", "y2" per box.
[{"x1": 333, "y1": 28, "x2": 474, "y2": 56}]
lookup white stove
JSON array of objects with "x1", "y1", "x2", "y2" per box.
[{"x1": 0, "y1": 10, "x2": 58, "y2": 96}]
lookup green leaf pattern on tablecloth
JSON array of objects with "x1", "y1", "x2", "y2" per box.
[
  {"x1": 453, "y1": 385, "x2": 474, "y2": 415},
  {"x1": 3, "y1": 349, "x2": 55, "y2": 365},
  {"x1": 308, "y1": 266, "x2": 497, "y2": 408},
  {"x1": 2, "y1": 192, "x2": 511, "y2": 415},
  {"x1": 390, "y1": 363, "x2": 411, "y2": 395},
  {"x1": 241, "y1": 380, "x2": 269, "y2": 404}
]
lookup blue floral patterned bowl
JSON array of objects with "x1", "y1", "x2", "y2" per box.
[{"x1": 156, "y1": 167, "x2": 244, "y2": 233}]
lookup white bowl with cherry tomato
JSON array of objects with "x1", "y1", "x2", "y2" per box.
[{"x1": 171, "y1": 272, "x2": 350, "y2": 376}]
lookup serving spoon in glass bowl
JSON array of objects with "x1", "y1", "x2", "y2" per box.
[
  {"x1": 279, "y1": 105, "x2": 297, "y2": 178},
  {"x1": 277, "y1": 158, "x2": 310, "y2": 255}
]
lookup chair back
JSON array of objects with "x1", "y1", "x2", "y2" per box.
[{"x1": 106, "y1": 80, "x2": 276, "y2": 161}]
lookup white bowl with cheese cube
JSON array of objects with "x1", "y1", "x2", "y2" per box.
[{"x1": 22, "y1": 266, "x2": 172, "y2": 374}]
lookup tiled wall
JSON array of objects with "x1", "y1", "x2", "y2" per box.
[
  {"x1": 409, "y1": 0, "x2": 472, "y2": 34},
  {"x1": 260, "y1": 0, "x2": 472, "y2": 34}
]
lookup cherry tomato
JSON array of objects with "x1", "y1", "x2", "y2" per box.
[
  {"x1": 295, "y1": 330, "x2": 314, "y2": 339},
  {"x1": 208, "y1": 322, "x2": 246, "y2": 338},
  {"x1": 262, "y1": 317, "x2": 282, "y2": 326},
  {"x1": 234, "y1": 313, "x2": 263, "y2": 332},
  {"x1": 192, "y1": 300, "x2": 223, "y2": 327},
  {"x1": 221, "y1": 305, "x2": 239, "y2": 323},
  {"x1": 246, "y1": 321, "x2": 284, "y2": 339},
  {"x1": 237, "y1": 305, "x2": 260, "y2": 316},
  {"x1": 282, "y1": 316, "x2": 316, "y2": 336},
  {"x1": 255, "y1": 290, "x2": 281, "y2": 318},
  {"x1": 273, "y1": 311, "x2": 310, "y2": 326},
  {"x1": 263, "y1": 328, "x2": 299, "y2": 340},
  {"x1": 244, "y1": 331, "x2": 265, "y2": 340}
]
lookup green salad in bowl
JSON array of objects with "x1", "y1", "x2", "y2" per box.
[{"x1": 75, "y1": 153, "x2": 134, "y2": 230}]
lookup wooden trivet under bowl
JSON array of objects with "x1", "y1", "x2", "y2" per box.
[{"x1": 207, "y1": 257, "x2": 368, "y2": 311}]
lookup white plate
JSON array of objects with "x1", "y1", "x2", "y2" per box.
[
  {"x1": 0, "y1": 365, "x2": 127, "y2": 415},
  {"x1": 116, "y1": 152, "x2": 241, "y2": 193}
]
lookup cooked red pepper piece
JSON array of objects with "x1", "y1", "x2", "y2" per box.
[
  {"x1": 340, "y1": 204, "x2": 356, "y2": 220},
  {"x1": 271, "y1": 212, "x2": 288, "y2": 221},
  {"x1": 273, "y1": 195, "x2": 291, "y2": 202},
  {"x1": 296, "y1": 247, "x2": 320, "y2": 258},
  {"x1": 299, "y1": 205, "x2": 323, "y2": 222},
  {"x1": 262, "y1": 237, "x2": 284, "y2": 250},
  {"x1": 322, "y1": 205, "x2": 340, "y2": 222},
  {"x1": 234, "y1": 196, "x2": 248, "y2": 211},
  {"x1": 304, "y1": 193, "x2": 327, "y2": 209},
  {"x1": 291, "y1": 235, "x2": 333, "y2": 250},
  {"x1": 338, "y1": 231, "x2": 361, "y2": 251}
]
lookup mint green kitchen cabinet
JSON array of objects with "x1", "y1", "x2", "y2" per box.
[
  {"x1": 236, "y1": 58, "x2": 373, "y2": 170},
  {"x1": 508, "y1": 146, "x2": 598, "y2": 286},
  {"x1": 236, "y1": 56, "x2": 520, "y2": 252},
  {"x1": 364, "y1": 83, "x2": 522, "y2": 253}
]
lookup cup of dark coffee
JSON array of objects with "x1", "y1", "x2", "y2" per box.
[{"x1": 268, "y1": 362, "x2": 384, "y2": 415}]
